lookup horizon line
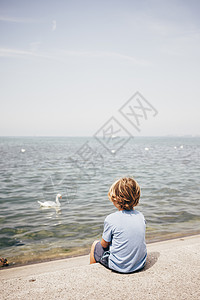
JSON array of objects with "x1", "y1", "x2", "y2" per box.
[{"x1": 0, "y1": 135, "x2": 198, "y2": 138}]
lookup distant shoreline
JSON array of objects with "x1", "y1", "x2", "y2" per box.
[{"x1": 0, "y1": 135, "x2": 199, "y2": 138}]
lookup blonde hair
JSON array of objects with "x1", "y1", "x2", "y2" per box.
[{"x1": 108, "y1": 177, "x2": 140, "y2": 210}]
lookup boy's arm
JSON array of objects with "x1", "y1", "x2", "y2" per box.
[{"x1": 101, "y1": 238, "x2": 110, "y2": 249}]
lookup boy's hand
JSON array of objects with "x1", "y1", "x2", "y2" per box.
[{"x1": 101, "y1": 238, "x2": 110, "y2": 249}]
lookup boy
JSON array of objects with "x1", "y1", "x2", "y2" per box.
[{"x1": 90, "y1": 177, "x2": 147, "y2": 273}]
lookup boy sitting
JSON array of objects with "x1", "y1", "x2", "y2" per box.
[{"x1": 90, "y1": 177, "x2": 147, "y2": 273}]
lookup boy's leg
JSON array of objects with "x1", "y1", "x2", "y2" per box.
[{"x1": 90, "y1": 240, "x2": 100, "y2": 264}]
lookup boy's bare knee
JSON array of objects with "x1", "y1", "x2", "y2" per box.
[
  {"x1": 92, "y1": 240, "x2": 100, "y2": 248},
  {"x1": 90, "y1": 240, "x2": 100, "y2": 264},
  {"x1": 91, "y1": 240, "x2": 100, "y2": 253}
]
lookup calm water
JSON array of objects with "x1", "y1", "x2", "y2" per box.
[{"x1": 0, "y1": 136, "x2": 200, "y2": 265}]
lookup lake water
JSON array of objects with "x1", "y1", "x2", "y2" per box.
[{"x1": 0, "y1": 136, "x2": 200, "y2": 266}]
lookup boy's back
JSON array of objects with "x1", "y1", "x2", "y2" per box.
[
  {"x1": 90, "y1": 177, "x2": 147, "y2": 273},
  {"x1": 103, "y1": 209, "x2": 147, "y2": 273}
]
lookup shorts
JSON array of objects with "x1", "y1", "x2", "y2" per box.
[{"x1": 94, "y1": 241, "x2": 110, "y2": 268}]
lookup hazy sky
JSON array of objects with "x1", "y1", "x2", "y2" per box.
[{"x1": 0, "y1": 0, "x2": 200, "y2": 136}]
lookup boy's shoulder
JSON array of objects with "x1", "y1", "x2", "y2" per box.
[
  {"x1": 104, "y1": 210, "x2": 120, "y2": 222},
  {"x1": 105, "y1": 210, "x2": 144, "y2": 222}
]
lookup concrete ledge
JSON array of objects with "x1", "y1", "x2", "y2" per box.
[{"x1": 1, "y1": 235, "x2": 200, "y2": 300}]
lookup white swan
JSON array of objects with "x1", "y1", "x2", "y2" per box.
[{"x1": 38, "y1": 194, "x2": 62, "y2": 208}]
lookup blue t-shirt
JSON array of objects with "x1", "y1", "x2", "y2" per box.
[{"x1": 102, "y1": 209, "x2": 147, "y2": 273}]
